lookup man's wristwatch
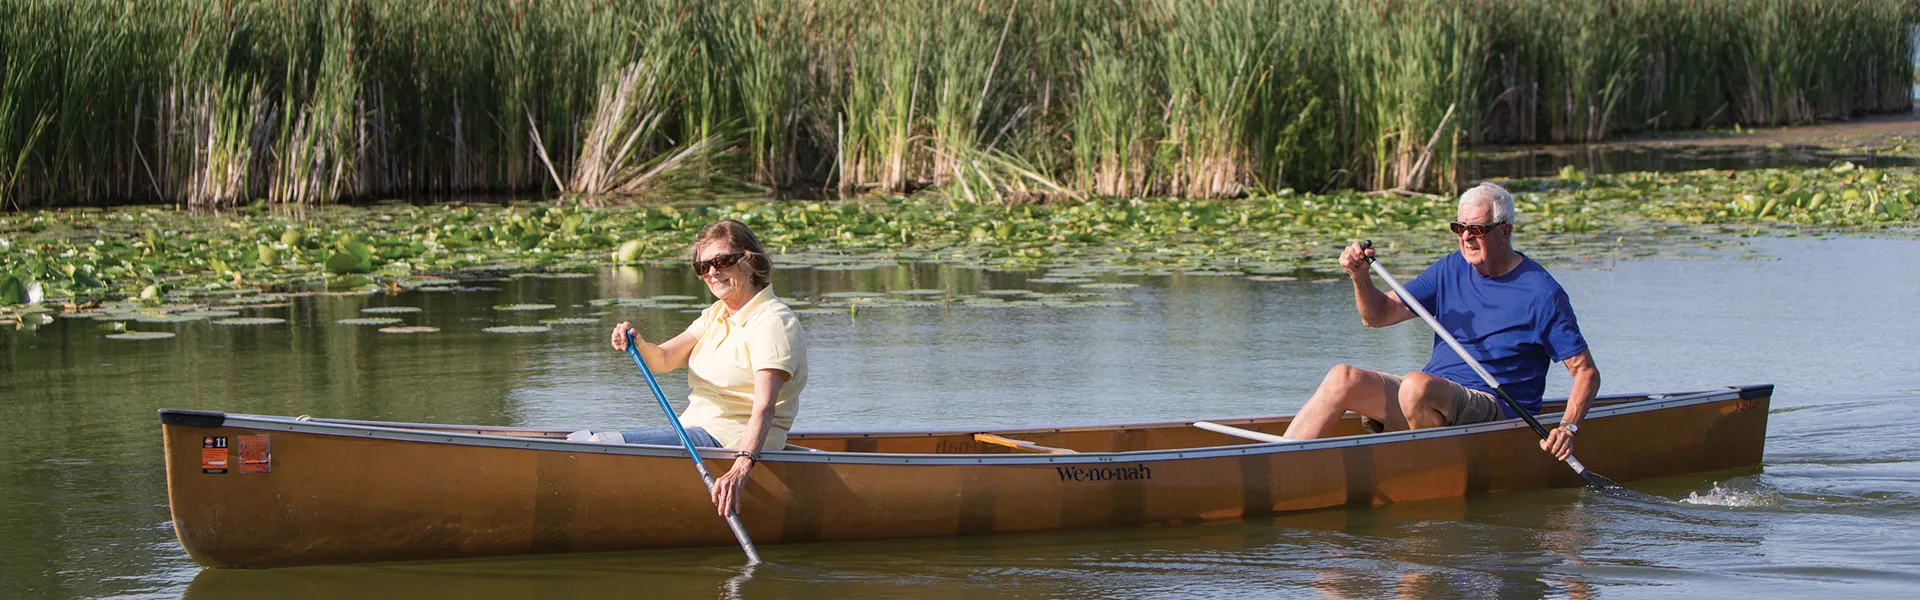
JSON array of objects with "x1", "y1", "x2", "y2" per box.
[
  {"x1": 1561, "y1": 423, "x2": 1579, "y2": 436},
  {"x1": 733, "y1": 451, "x2": 758, "y2": 467}
]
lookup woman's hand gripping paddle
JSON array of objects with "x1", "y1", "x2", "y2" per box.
[
  {"x1": 1359, "y1": 242, "x2": 1663, "y2": 502},
  {"x1": 623, "y1": 331, "x2": 765, "y2": 565}
]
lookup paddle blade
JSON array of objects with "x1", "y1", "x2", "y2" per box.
[{"x1": 1581, "y1": 471, "x2": 1668, "y2": 504}]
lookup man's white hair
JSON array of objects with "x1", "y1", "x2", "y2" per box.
[{"x1": 1460, "y1": 182, "x2": 1515, "y2": 224}]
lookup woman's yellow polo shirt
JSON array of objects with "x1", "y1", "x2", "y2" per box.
[{"x1": 677, "y1": 286, "x2": 806, "y2": 450}]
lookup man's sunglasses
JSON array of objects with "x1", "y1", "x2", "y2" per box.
[
  {"x1": 1449, "y1": 221, "x2": 1507, "y2": 237},
  {"x1": 692, "y1": 252, "x2": 749, "y2": 276}
]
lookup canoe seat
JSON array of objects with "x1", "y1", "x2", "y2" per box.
[{"x1": 973, "y1": 433, "x2": 1078, "y2": 454}]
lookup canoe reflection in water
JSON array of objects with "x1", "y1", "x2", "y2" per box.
[
  {"x1": 158, "y1": 385, "x2": 1768, "y2": 570},
  {"x1": 183, "y1": 491, "x2": 1670, "y2": 600},
  {"x1": 1282, "y1": 493, "x2": 1601, "y2": 599}
]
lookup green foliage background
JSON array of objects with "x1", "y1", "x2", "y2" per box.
[{"x1": 0, "y1": 0, "x2": 1912, "y2": 208}]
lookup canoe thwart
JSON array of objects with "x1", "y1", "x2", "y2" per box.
[
  {"x1": 973, "y1": 433, "x2": 1078, "y2": 454},
  {"x1": 1193, "y1": 421, "x2": 1292, "y2": 444}
]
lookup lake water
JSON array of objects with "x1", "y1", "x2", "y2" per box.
[{"x1": 3, "y1": 235, "x2": 1918, "y2": 599}]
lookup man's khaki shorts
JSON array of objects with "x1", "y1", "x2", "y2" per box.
[{"x1": 1363, "y1": 372, "x2": 1505, "y2": 432}]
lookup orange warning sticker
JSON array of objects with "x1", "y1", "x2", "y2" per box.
[
  {"x1": 237, "y1": 434, "x2": 271, "y2": 474},
  {"x1": 201, "y1": 436, "x2": 229, "y2": 474}
]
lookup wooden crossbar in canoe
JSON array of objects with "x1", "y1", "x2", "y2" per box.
[{"x1": 974, "y1": 433, "x2": 1078, "y2": 454}]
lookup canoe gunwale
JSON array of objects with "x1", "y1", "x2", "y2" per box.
[{"x1": 165, "y1": 385, "x2": 1764, "y2": 467}]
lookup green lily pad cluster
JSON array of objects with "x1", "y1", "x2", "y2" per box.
[
  {"x1": 793, "y1": 287, "x2": 1136, "y2": 315},
  {"x1": 4, "y1": 162, "x2": 1918, "y2": 312}
]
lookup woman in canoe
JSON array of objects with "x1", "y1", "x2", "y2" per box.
[{"x1": 576, "y1": 219, "x2": 807, "y2": 515}]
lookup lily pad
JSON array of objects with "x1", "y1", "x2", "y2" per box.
[
  {"x1": 538, "y1": 318, "x2": 600, "y2": 325},
  {"x1": 512, "y1": 272, "x2": 593, "y2": 279},
  {"x1": 212, "y1": 317, "x2": 287, "y2": 326},
  {"x1": 822, "y1": 291, "x2": 885, "y2": 299},
  {"x1": 219, "y1": 295, "x2": 289, "y2": 306},
  {"x1": 326, "y1": 274, "x2": 376, "y2": 290},
  {"x1": 179, "y1": 310, "x2": 241, "y2": 318},
  {"x1": 378, "y1": 326, "x2": 440, "y2": 334},
  {"x1": 483, "y1": 325, "x2": 552, "y2": 334},
  {"x1": 1075, "y1": 282, "x2": 1139, "y2": 290},
  {"x1": 134, "y1": 314, "x2": 203, "y2": 323},
  {"x1": 493, "y1": 304, "x2": 557, "y2": 312},
  {"x1": 979, "y1": 289, "x2": 1036, "y2": 297},
  {"x1": 641, "y1": 303, "x2": 700, "y2": 310},
  {"x1": 337, "y1": 317, "x2": 404, "y2": 326},
  {"x1": 888, "y1": 289, "x2": 950, "y2": 296},
  {"x1": 361, "y1": 306, "x2": 422, "y2": 315},
  {"x1": 822, "y1": 291, "x2": 886, "y2": 299},
  {"x1": 105, "y1": 331, "x2": 176, "y2": 340}
]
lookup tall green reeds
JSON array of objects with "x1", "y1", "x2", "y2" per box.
[
  {"x1": 926, "y1": 1, "x2": 1017, "y2": 188},
  {"x1": 706, "y1": 0, "x2": 816, "y2": 187},
  {"x1": 0, "y1": 0, "x2": 1913, "y2": 208},
  {"x1": 0, "y1": 2, "x2": 51, "y2": 208},
  {"x1": 1335, "y1": 1, "x2": 1482, "y2": 191},
  {"x1": 1070, "y1": 3, "x2": 1160, "y2": 198}
]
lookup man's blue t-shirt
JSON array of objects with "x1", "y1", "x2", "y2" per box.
[{"x1": 1398, "y1": 252, "x2": 1587, "y2": 417}]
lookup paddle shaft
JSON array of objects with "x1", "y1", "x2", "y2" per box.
[
  {"x1": 623, "y1": 332, "x2": 764, "y2": 565},
  {"x1": 1359, "y1": 244, "x2": 1591, "y2": 476}
]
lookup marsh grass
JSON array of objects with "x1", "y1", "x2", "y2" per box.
[{"x1": 0, "y1": 0, "x2": 1912, "y2": 207}]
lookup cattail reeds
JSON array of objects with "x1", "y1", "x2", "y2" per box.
[{"x1": 0, "y1": 0, "x2": 1911, "y2": 208}]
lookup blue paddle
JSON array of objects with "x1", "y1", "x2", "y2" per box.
[
  {"x1": 623, "y1": 331, "x2": 764, "y2": 565},
  {"x1": 1360, "y1": 242, "x2": 1662, "y2": 502}
]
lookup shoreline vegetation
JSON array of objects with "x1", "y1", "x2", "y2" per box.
[
  {"x1": 2, "y1": 161, "x2": 1916, "y2": 313},
  {"x1": 0, "y1": 0, "x2": 1914, "y2": 209}
]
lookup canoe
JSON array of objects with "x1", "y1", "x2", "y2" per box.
[{"x1": 160, "y1": 384, "x2": 1771, "y2": 568}]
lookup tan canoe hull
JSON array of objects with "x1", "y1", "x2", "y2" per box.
[{"x1": 161, "y1": 386, "x2": 1770, "y2": 568}]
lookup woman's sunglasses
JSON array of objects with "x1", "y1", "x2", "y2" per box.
[
  {"x1": 1449, "y1": 221, "x2": 1507, "y2": 237},
  {"x1": 693, "y1": 252, "x2": 748, "y2": 276}
]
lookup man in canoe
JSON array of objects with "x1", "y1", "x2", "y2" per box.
[
  {"x1": 576, "y1": 219, "x2": 808, "y2": 516},
  {"x1": 1281, "y1": 182, "x2": 1599, "y2": 461}
]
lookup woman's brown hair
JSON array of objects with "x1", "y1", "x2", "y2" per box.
[{"x1": 690, "y1": 219, "x2": 772, "y2": 287}]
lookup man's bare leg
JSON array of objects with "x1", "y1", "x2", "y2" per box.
[
  {"x1": 1284, "y1": 364, "x2": 1409, "y2": 440},
  {"x1": 1397, "y1": 372, "x2": 1457, "y2": 430}
]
